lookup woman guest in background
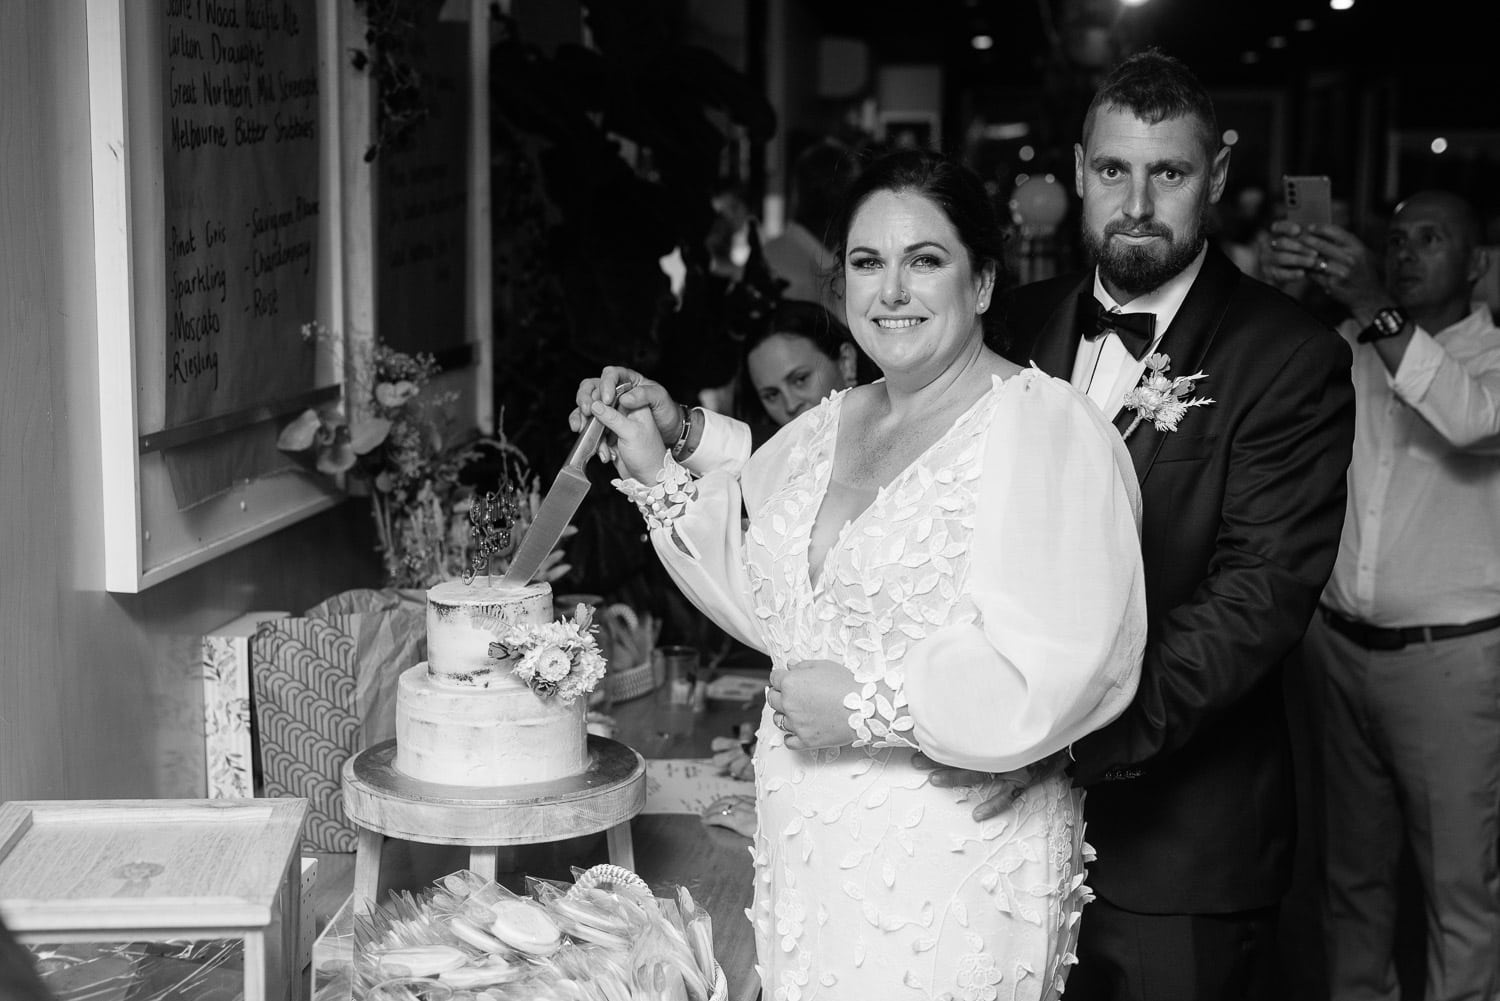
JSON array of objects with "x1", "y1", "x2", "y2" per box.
[
  {"x1": 574, "y1": 149, "x2": 1147, "y2": 1000},
  {"x1": 738, "y1": 298, "x2": 872, "y2": 428}
]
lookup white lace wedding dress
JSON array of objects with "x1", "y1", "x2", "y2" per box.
[{"x1": 617, "y1": 369, "x2": 1147, "y2": 1001}]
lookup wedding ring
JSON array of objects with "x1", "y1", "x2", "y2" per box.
[
  {"x1": 1316, "y1": 256, "x2": 1328, "y2": 271},
  {"x1": 774, "y1": 712, "x2": 790, "y2": 733}
]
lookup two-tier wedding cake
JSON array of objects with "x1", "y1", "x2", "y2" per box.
[{"x1": 393, "y1": 578, "x2": 592, "y2": 787}]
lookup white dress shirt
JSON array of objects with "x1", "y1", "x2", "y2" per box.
[
  {"x1": 1070, "y1": 247, "x2": 1207, "y2": 418},
  {"x1": 1322, "y1": 304, "x2": 1500, "y2": 626}
]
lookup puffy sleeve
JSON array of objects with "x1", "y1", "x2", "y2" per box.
[
  {"x1": 899, "y1": 373, "x2": 1147, "y2": 772},
  {"x1": 612, "y1": 414, "x2": 803, "y2": 655}
]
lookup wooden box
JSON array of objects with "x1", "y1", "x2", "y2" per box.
[{"x1": 0, "y1": 798, "x2": 308, "y2": 1001}]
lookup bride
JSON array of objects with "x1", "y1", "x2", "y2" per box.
[{"x1": 576, "y1": 148, "x2": 1147, "y2": 1001}]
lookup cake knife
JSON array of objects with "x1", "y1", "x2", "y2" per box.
[{"x1": 500, "y1": 382, "x2": 633, "y2": 587}]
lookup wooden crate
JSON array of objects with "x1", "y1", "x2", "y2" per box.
[{"x1": 0, "y1": 798, "x2": 307, "y2": 1001}]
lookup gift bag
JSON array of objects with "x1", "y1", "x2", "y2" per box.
[{"x1": 251, "y1": 588, "x2": 425, "y2": 851}]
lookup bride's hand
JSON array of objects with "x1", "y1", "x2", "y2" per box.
[
  {"x1": 572, "y1": 367, "x2": 684, "y2": 461},
  {"x1": 912, "y1": 749, "x2": 1073, "y2": 821},
  {"x1": 586, "y1": 391, "x2": 667, "y2": 483},
  {"x1": 766, "y1": 661, "x2": 857, "y2": 751}
]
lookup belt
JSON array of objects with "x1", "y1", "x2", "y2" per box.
[{"x1": 1319, "y1": 606, "x2": 1500, "y2": 651}]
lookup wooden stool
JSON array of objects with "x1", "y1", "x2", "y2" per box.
[{"x1": 342, "y1": 736, "x2": 645, "y2": 909}]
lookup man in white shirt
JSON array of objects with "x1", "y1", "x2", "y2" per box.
[{"x1": 1263, "y1": 190, "x2": 1500, "y2": 1001}]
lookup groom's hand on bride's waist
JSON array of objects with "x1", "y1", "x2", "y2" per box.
[{"x1": 912, "y1": 750, "x2": 1072, "y2": 822}]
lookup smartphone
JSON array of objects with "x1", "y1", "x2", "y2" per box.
[{"x1": 1283, "y1": 174, "x2": 1333, "y2": 227}]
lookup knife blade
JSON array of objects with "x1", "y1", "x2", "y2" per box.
[{"x1": 501, "y1": 383, "x2": 632, "y2": 587}]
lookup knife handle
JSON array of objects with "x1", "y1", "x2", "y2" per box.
[{"x1": 566, "y1": 380, "x2": 637, "y2": 470}]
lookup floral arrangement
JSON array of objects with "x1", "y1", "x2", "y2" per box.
[
  {"x1": 1120, "y1": 352, "x2": 1215, "y2": 439},
  {"x1": 490, "y1": 604, "x2": 608, "y2": 705},
  {"x1": 278, "y1": 323, "x2": 543, "y2": 589}
]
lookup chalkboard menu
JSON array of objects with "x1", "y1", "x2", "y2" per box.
[{"x1": 160, "y1": 0, "x2": 320, "y2": 507}]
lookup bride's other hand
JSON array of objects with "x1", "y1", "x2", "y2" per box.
[
  {"x1": 766, "y1": 662, "x2": 858, "y2": 751},
  {"x1": 913, "y1": 749, "x2": 1073, "y2": 821},
  {"x1": 572, "y1": 367, "x2": 684, "y2": 460}
]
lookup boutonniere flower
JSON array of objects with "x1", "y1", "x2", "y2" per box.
[{"x1": 1121, "y1": 352, "x2": 1214, "y2": 439}]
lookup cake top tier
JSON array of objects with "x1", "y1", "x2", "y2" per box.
[{"x1": 429, "y1": 578, "x2": 551, "y2": 606}]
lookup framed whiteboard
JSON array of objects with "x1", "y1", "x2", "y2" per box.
[{"x1": 87, "y1": 0, "x2": 349, "y2": 592}]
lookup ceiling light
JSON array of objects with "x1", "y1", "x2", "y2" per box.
[
  {"x1": 1329, "y1": 0, "x2": 1354, "y2": 10},
  {"x1": 1019, "y1": 145, "x2": 1035, "y2": 162},
  {"x1": 971, "y1": 34, "x2": 994, "y2": 50},
  {"x1": 1268, "y1": 35, "x2": 1287, "y2": 49},
  {"x1": 1223, "y1": 129, "x2": 1240, "y2": 146},
  {"x1": 1241, "y1": 51, "x2": 1261, "y2": 64},
  {"x1": 1295, "y1": 18, "x2": 1316, "y2": 30},
  {"x1": 1431, "y1": 137, "x2": 1449, "y2": 154}
]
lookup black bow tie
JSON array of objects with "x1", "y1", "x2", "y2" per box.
[{"x1": 1081, "y1": 301, "x2": 1156, "y2": 360}]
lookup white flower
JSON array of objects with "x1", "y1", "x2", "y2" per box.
[
  {"x1": 1121, "y1": 353, "x2": 1214, "y2": 439},
  {"x1": 497, "y1": 604, "x2": 606, "y2": 704},
  {"x1": 526, "y1": 645, "x2": 572, "y2": 682}
]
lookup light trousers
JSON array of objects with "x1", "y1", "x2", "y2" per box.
[{"x1": 1303, "y1": 614, "x2": 1500, "y2": 1001}]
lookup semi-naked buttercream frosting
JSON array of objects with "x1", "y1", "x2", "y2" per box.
[{"x1": 394, "y1": 578, "x2": 589, "y2": 786}]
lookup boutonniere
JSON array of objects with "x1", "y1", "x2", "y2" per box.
[{"x1": 1121, "y1": 353, "x2": 1214, "y2": 439}]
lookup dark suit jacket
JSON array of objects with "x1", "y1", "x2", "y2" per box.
[{"x1": 996, "y1": 245, "x2": 1355, "y2": 914}]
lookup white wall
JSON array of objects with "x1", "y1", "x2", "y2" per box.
[{"x1": 0, "y1": 0, "x2": 382, "y2": 802}]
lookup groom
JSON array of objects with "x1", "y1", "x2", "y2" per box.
[{"x1": 976, "y1": 49, "x2": 1355, "y2": 1000}]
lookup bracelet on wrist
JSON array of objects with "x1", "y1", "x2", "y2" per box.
[{"x1": 670, "y1": 404, "x2": 695, "y2": 457}]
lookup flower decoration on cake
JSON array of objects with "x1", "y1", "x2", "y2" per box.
[{"x1": 490, "y1": 605, "x2": 607, "y2": 704}]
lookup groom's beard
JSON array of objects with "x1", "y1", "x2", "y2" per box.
[{"x1": 1085, "y1": 217, "x2": 1206, "y2": 298}]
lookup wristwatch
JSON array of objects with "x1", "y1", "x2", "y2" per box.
[{"x1": 1357, "y1": 306, "x2": 1411, "y2": 343}]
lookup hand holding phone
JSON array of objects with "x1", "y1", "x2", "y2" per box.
[{"x1": 1283, "y1": 174, "x2": 1332, "y2": 227}]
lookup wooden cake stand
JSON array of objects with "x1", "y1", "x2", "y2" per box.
[{"x1": 342, "y1": 735, "x2": 645, "y2": 909}]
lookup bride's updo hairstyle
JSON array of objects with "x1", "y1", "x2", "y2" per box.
[{"x1": 826, "y1": 148, "x2": 1014, "y2": 315}]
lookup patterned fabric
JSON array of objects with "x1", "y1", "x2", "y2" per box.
[
  {"x1": 252, "y1": 616, "x2": 361, "y2": 851},
  {"x1": 202, "y1": 611, "x2": 289, "y2": 798},
  {"x1": 738, "y1": 385, "x2": 1088, "y2": 1001}
]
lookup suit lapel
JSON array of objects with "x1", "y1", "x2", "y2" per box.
[{"x1": 1111, "y1": 245, "x2": 1238, "y2": 483}]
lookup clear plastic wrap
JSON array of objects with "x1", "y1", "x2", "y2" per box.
[
  {"x1": 27, "y1": 939, "x2": 247, "y2": 1001},
  {"x1": 341, "y1": 865, "x2": 724, "y2": 1001}
]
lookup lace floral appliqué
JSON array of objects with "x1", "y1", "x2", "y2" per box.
[{"x1": 612, "y1": 453, "x2": 697, "y2": 531}]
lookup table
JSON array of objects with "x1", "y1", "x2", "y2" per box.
[{"x1": 341, "y1": 736, "x2": 645, "y2": 909}]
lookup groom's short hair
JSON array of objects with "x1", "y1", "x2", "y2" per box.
[{"x1": 1082, "y1": 48, "x2": 1220, "y2": 161}]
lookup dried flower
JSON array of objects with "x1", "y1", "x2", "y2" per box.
[
  {"x1": 278, "y1": 323, "x2": 543, "y2": 588},
  {"x1": 1120, "y1": 353, "x2": 1214, "y2": 440}
]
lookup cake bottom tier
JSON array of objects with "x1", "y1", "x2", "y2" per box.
[{"x1": 394, "y1": 663, "x2": 588, "y2": 786}]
